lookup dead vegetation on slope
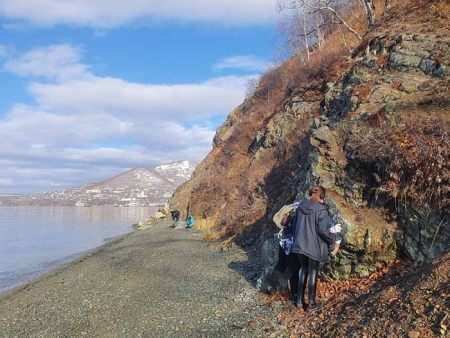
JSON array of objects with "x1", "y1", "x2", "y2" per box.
[
  {"x1": 170, "y1": 2, "x2": 450, "y2": 335},
  {"x1": 252, "y1": 251, "x2": 450, "y2": 337},
  {"x1": 348, "y1": 118, "x2": 450, "y2": 216},
  {"x1": 172, "y1": 0, "x2": 449, "y2": 245}
]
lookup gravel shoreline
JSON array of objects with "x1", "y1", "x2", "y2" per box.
[{"x1": 0, "y1": 221, "x2": 278, "y2": 338}]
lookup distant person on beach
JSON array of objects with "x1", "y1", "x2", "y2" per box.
[
  {"x1": 171, "y1": 210, "x2": 180, "y2": 223},
  {"x1": 291, "y1": 185, "x2": 342, "y2": 311},
  {"x1": 185, "y1": 214, "x2": 195, "y2": 229}
]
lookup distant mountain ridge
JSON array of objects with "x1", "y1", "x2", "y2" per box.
[
  {"x1": 155, "y1": 160, "x2": 199, "y2": 187},
  {"x1": 0, "y1": 160, "x2": 199, "y2": 207}
]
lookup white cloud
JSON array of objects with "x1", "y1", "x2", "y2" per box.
[
  {"x1": 1, "y1": 105, "x2": 133, "y2": 148},
  {"x1": 4, "y1": 44, "x2": 91, "y2": 82},
  {"x1": 0, "y1": 178, "x2": 12, "y2": 185},
  {"x1": 0, "y1": 105, "x2": 216, "y2": 165},
  {"x1": 0, "y1": 44, "x2": 252, "y2": 193},
  {"x1": 0, "y1": 165, "x2": 116, "y2": 193},
  {"x1": 4, "y1": 44, "x2": 252, "y2": 120},
  {"x1": 29, "y1": 75, "x2": 252, "y2": 120},
  {"x1": 0, "y1": 0, "x2": 277, "y2": 28},
  {"x1": 213, "y1": 55, "x2": 269, "y2": 72}
]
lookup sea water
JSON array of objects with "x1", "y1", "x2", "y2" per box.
[{"x1": 0, "y1": 206, "x2": 158, "y2": 293}]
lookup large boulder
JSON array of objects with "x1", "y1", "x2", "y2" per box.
[
  {"x1": 154, "y1": 211, "x2": 167, "y2": 219},
  {"x1": 256, "y1": 236, "x2": 289, "y2": 293}
]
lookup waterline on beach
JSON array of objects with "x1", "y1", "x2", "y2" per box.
[{"x1": 0, "y1": 206, "x2": 158, "y2": 293}]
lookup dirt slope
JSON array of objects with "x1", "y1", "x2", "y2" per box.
[{"x1": 251, "y1": 251, "x2": 450, "y2": 337}]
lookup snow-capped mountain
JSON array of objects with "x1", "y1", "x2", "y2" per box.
[
  {"x1": 155, "y1": 160, "x2": 199, "y2": 187},
  {"x1": 0, "y1": 161, "x2": 198, "y2": 206},
  {"x1": 98, "y1": 167, "x2": 174, "y2": 191}
]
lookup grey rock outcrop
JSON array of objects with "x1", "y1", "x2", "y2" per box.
[
  {"x1": 256, "y1": 236, "x2": 289, "y2": 293},
  {"x1": 258, "y1": 19, "x2": 450, "y2": 290}
]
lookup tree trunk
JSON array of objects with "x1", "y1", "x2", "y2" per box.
[
  {"x1": 301, "y1": 1, "x2": 362, "y2": 40},
  {"x1": 302, "y1": 10, "x2": 310, "y2": 62},
  {"x1": 363, "y1": 0, "x2": 376, "y2": 27},
  {"x1": 383, "y1": 0, "x2": 392, "y2": 16}
]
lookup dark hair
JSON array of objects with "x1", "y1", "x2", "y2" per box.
[{"x1": 309, "y1": 185, "x2": 326, "y2": 200}]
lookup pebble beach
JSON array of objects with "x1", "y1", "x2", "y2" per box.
[{"x1": 0, "y1": 221, "x2": 270, "y2": 338}]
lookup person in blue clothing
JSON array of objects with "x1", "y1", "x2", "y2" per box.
[
  {"x1": 291, "y1": 185, "x2": 342, "y2": 311},
  {"x1": 185, "y1": 214, "x2": 195, "y2": 229}
]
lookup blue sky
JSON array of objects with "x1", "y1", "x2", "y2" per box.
[{"x1": 0, "y1": 0, "x2": 281, "y2": 194}]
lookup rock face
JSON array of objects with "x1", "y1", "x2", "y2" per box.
[{"x1": 171, "y1": 2, "x2": 449, "y2": 285}]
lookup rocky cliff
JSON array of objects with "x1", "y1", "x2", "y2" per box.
[{"x1": 170, "y1": 1, "x2": 449, "y2": 281}]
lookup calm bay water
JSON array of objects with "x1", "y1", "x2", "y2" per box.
[{"x1": 0, "y1": 206, "x2": 158, "y2": 293}]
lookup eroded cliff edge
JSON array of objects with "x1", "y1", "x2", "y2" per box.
[{"x1": 170, "y1": 2, "x2": 449, "y2": 281}]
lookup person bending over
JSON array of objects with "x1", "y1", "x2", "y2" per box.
[{"x1": 185, "y1": 214, "x2": 195, "y2": 229}]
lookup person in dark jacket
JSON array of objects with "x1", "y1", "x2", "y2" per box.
[
  {"x1": 185, "y1": 214, "x2": 195, "y2": 228},
  {"x1": 171, "y1": 210, "x2": 180, "y2": 223},
  {"x1": 291, "y1": 185, "x2": 341, "y2": 311}
]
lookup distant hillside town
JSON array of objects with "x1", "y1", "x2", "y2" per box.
[{"x1": 0, "y1": 160, "x2": 198, "y2": 207}]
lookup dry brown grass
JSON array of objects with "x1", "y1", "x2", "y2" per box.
[
  {"x1": 200, "y1": 229, "x2": 225, "y2": 242},
  {"x1": 173, "y1": 0, "x2": 450, "y2": 240},
  {"x1": 188, "y1": 1, "x2": 382, "y2": 237},
  {"x1": 349, "y1": 119, "x2": 450, "y2": 216}
]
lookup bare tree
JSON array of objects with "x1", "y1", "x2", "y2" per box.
[
  {"x1": 275, "y1": 0, "x2": 397, "y2": 61},
  {"x1": 302, "y1": 9, "x2": 311, "y2": 62},
  {"x1": 246, "y1": 77, "x2": 260, "y2": 97},
  {"x1": 276, "y1": 11, "x2": 308, "y2": 57},
  {"x1": 276, "y1": 0, "x2": 349, "y2": 62},
  {"x1": 360, "y1": 0, "x2": 375, "y2": 27},
  {"x1": 383, "y1": 0, "x2": 392, "y2": 16},
  {"x1": 337, "y1": 24, "x2": 352, "y2": 52},
  {"x1": 315, "y1": 17, "x2": 326, "y2": 50},
  {"x1": 306, "y1": 0, "x2": 363, "y2": 39},
  {"x1": 275, "y1": 0, "x2": 364, "y2": 61},
  {"x1": 277, "y1": 0, "x2": 363, "y2": 41}
]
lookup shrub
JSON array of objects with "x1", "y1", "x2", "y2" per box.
[
  {"x1": 200, "y1": 229, "x2": 224, "y2": 242},
  {"x1": 350, "y1": 120, "x2": 449, "y2": 215}
]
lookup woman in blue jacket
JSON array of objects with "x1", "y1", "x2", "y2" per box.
[
  {"x1": 291, "y1": 186, "x2": 341, "y2": 311},
  {"x1": 185, "y1": 214, "x2": 195, "y2": 228}
]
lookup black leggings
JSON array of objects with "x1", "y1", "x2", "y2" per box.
[
  {"x1": 288, "y1": 253, "x2": 300, "y2": 298},
  {"x1": 297, "y1": 253, "x2": 320, "y2": 305}
]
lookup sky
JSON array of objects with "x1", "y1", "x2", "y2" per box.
[{"x1": 0, "y1": 0, "x2": 281, "y2": 194}]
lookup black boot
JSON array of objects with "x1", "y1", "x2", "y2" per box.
[
  {"x1": 307, "y1": 301, "x2": 323, "y2": 312},
  {"x1": 306, "y1": 260, "x2": 322, "y2": 312},
  {"x1": 290, "y1": 294, "x2": 298, "y2": 307}
]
